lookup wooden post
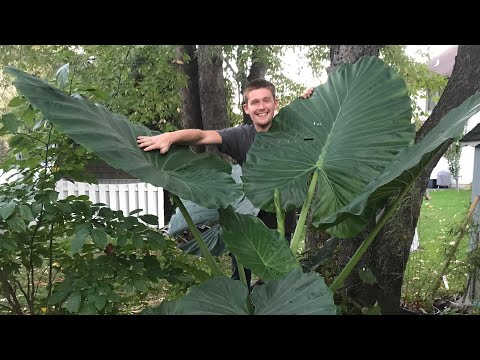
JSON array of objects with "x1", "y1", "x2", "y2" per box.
[{"x1": 465, "y1": 145, "x2": 480, "y2": 303}]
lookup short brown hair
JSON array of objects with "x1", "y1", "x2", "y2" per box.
[{"x1": 243, "y1": 79, "x2": 276, "y2": 103}]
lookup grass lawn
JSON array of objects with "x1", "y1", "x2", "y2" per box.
[{"x1": 402, "y1": 188, "x2": 474, "y2": 310}]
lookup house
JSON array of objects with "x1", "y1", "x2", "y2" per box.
[
  {"x1": 459, "y1": 123, "x2": 480, "y2": 302},
  {"x1": 424, "y1": 46, "x2": 480, "y2": 186}
]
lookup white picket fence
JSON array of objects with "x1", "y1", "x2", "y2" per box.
[
  {"x1": 1, "y1": 170, "x2": 165, "y2": 229},
  {"x1": 55, "y1": 180, "x2": 165, "y2": 228}
]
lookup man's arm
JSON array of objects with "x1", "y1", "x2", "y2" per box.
[{"x1": 137, "y1": 129, "x2": 221, "y2": 154}]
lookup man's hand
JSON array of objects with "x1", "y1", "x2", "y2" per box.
[
  {"x1": 137, "y1": 133, "x2": 173, "y2": 154},
  {"x1": 300, "y1": 87, "x2": 314, "y2": 99}
]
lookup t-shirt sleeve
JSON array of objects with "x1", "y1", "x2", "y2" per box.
[{"x1": 216, "y1": 126, "x2": 250, "y2": 165}]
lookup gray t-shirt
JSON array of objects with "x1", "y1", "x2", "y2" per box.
[
  {"x1": 217, "y1": 124, "x2": 256, "y2": 166},
  {"x1": 216, "y1": 124, "x2": 297, "y2": 234}
]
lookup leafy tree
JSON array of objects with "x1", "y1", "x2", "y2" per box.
[{"x1": 445, "y1": 138, "x2": 462, "y2": 190}]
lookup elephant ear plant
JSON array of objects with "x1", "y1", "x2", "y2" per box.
[
  {"x1": 167, "y1": 165, "x2": 259, "y2": 257},
  {"x1": 5, "y1": 57, "x2": 480, "y2": 315}
]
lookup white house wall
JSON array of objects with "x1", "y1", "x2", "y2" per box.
[{"x1": 430, "y1": 113, "x2": 480, "y2": 185}]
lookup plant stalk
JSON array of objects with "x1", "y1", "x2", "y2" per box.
[
  {"x1": 236, "y1": 262, "x2": 254, "y2": 314},
  {"x1": 274, "y1": 188, "x2": 285, "y2": 237},
  {"x1": 330, "y1": 180, "x2": 415, "y2": 293},
  {"x1": 171, "y1": 194, "x2": 221, "y2": 276},
  {"x1": 291, "y1": 170, "x2": 318, "y2": 254}
]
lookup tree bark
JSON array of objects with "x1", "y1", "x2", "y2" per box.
[
  {"x1": 197, "y1": 45, "x2": 230, "y2": 156},
  {"x1": 0, "y1": 138, "x2": 8, "y2": 162},
  {"x1": 322, "y1": 45, "x2": 480, "y2": 314},
  {"x1": 176, "y1": 45, "x2": 205, "y2": 153},
  {"x1": 327, "y1": 45, "x2": 383, "y2": 73},
  {"x1": 242, "y1": 46, "x2": 269, "y2": 125}
]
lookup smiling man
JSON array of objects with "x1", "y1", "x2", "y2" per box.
[{"x1": 137, "y1": 79, "x2": 312, "y2": 288}]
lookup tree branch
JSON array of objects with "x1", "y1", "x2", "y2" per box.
[{"x1": 0, "y1": 269, "x2": 23, "y2": 315}]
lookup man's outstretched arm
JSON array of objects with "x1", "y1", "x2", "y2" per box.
[{"x1": 137, "y1": 129, "x2": 222, "y2": 154}]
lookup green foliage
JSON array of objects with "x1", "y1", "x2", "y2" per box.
[
  {"x1": 5, "y1": 66, "x2": 242, "y2": 209},
  {"x1": 403, "y1": 189, "x2": 472, "y2": 310},
  {"x1": 251, "y1": 269, "x2": 336, "y2": 315},
  {"x1": 445, "y1": 139, "x2": 462, "y2": 187},
  {"x1": 0, "y1": 45, "x2": 185, "y2": 133},
  {"x1": 312, "y1": 89, "x2": 480, "y2": 237},
  {"x1": 358, "y1": 267, "x2": 377, "y2": 285},
  {"x1": 382, "y1": 46, "x2": 447, "y2": 95},
  {"x1": 243, "y1": 57, "x2": 415, "y2": 237},
  {"x1": 168, "y1": 164, "x2": 258, "y2": 257},
  {"x1": 148, "y1": 269, "x2": 336, "y2": 315},
  {"x1": 0, "y1": 68, "x2": 213, "y2": 315},
  {"x1": 303, "y1": 46, "x2": 330, "y2": 78},
  {"x1": 79, "y1": 45, "x2": 186, "y2": 129},
  {"x1": 7, "y1": 54, "x2": 479, "y2": 315},
  {"x1": 220, "y1": 206, "x2": 299, "y2": 280},
  {"x1": 382, "y1": 45, "x2": 448, "y2": 126}
]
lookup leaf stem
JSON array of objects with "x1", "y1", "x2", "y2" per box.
[
  {"x1": 329, "y1": 180, "x2": 414, "y2": 293},
  {"x1": 171, "y1": 194, "x2": 221, "y2": 276},
  {"x1": 274, "y1": 188, "x2": 285, "y2": 237},
  {"x1": 291, "y1": 171, "x2": 318, "y2": 254}
]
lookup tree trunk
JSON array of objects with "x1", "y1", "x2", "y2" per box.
[
  {"x1": 242, "y1": 46, "x2": 269, "y2": 125},
  {"x1": 327, "y1": 45, "x2": 383, "y2": 73},
  {"x1": 175, "y1": 45, "x2": 205, "y2": 153},
  {"x1": 197, "y1": 45, "x2": 230, "y2": 156},
  {"x1": 0, "y1": 138, "x2": 8, "y2": 162},
  {"x1": 323, "y1": 45, "x2": 480, "y2": 314}
]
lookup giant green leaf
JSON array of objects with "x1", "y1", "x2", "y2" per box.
[
  {"x1": 242, "y1": 57, "x2": 415, "y2": 219},
  {"x1": 252, "y1": 269, "x2": 336, "y2": 315},
  {"x1": 178, "y1": 224, "x2": 225, "y2": 256},
  {"x1": 4, "y1": 67, "x2": 241, "y2": 209},
  {"x1": 141, "y1": 300, "x2": 178, "y2": 315},
  {"x1": 314, "y1": 90, "x2": 480, "y2": 237},
  {"x1": 169, "y1": 165, "x2": 258, "y2": 257},
  {"x1": 168, "y1": 199, "x2": 219, "y2": 236},
  {"x1": 172, "y1": 270, "x2": 336, "y2": 315},
  {"x1": 168, "y1": 164, "x2": 258, "y2": 236},
  {"x1": 175, "y1": 276, "x2": 250, "y2": 315},
  {"x1": 219, "y1": 206, "x2": 299, "y2": 280}
]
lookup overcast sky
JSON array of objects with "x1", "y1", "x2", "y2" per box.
[{"x1": 284, "y1": 45, "x2": 457, "y2": 87}]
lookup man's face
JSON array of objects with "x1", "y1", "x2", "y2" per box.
[{"x1": 243, "y1": 88, "x2": 279, "y2": 131}]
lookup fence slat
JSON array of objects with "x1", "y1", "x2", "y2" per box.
[
  {"x1": 54, "y1": 179, "x2": 164, "y2": 228},
  {"x1": 128, "y1": 183, "x2": 137, "y2": 215},
  {"x1": 118, "y1": 184, "x2": 129, "y2": 216},
  {"x1": 108, "y1": 184, "x2": 118, "y2": 210}
]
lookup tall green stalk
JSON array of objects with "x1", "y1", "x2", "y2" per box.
[
  {"x1": 236, "y1": 262, "x2": 255, "y2": 314},
  {"x1": 171, "y1": 194, "x2": 221, "y2": 277},
  {"x1": 274, "y1": 188, "x2": 285, "y2": 237},
  {"x1": 329, "y1": 180, "x2": 415, "y2": 293},
  {"x1": 291, "y1": 171, "x2": 318, "y2": 254}
]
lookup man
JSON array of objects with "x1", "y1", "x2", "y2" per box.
[{"x1": 137, "y1": 79, "x2": 313, "y2": 288}]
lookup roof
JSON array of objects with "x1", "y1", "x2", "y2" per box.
[
  {"x1": 427, "y1": 46, "x2": 458, "y2": 77},
  {"x1": 461, "y1": 123, "x2": 480, "y2": 147},
  {"x1": 85, "y1": 160, "x2": 136, "y2": 180}
]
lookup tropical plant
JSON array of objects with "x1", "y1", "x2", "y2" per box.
[
  {"x1": 0, "y1": 71, "x2": 208, "y2": 315},
  {"x1": 5, "y1": 54, "x2": 480, "y2": 315}
]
